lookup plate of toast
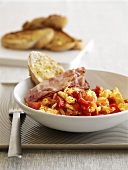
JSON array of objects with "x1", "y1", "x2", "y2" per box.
[{"x1": 0, "y1": 14, "x2": 94, "y2": 69}]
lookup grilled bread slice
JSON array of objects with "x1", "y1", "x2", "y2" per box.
[
  {"x1": 22, "y1": 14, "x2": 67, "y2": 30},
  {"x1": 45, "y1": 30, "x2": 85, "y2": 51},
  {"x1": 72, "y1": 39, "x2": 85, "y2": 50},
  {"x1": 1, "y1": 28, "x2": 54, "y2": 50},
  {"x1": 45, "y1": 30, "x2": 76, "y2": 51},
  {"x1": 28, "y1": 51, "x2": 65, "y2": 84}
]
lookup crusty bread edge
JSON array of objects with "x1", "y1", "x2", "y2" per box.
[
  {"x1": 22, "y1": 14, "x2": 68, "y2": 30},
  {"x1": 28, "y1": 67, "x2": 41, "y2": 85}
]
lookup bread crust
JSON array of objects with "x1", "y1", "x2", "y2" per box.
[
  {"x1": 22, "y1": 15, "x2": 67, "y2": 30},
  {"x1": 1, "y1": 28, "x2": 54, "y2": 50}
]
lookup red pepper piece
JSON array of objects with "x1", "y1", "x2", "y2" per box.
[
  {"x1": 108, "y1": 97, "x2": 115, "y2": 104},
  {"x1": 27, "y1": 101, "x2": 41, "y2": 110},
  {"x1": 72, "y1": 103, "x2": 81, "y2": 111},
  {"x1": 56, "y1": 96, "x2": 65, "y2": 109},
  {"x1": 72, "y1": 91, "x2": 78, "y2": 99},
  {"x1": 91, "y1": 111, "x2": 98, "y2": 116},
  {"x1": 110, "y1": 104, "x2": 121, "y2": 113},
  {"x1": 82, "y1": 95, "x2": 94, "y2": 102},
  {"x1": 78, "y1": 97, "x2": 91, "y2": 108},
  {"x1": 79, "y1": 111, "x2": 91, "y2": 116},
  {"x1": 94, "y1": 86, "x2": 101, "y2": 97},
  {"x1": 72, "y1": 91, "x2": 81, "y2": 99}
]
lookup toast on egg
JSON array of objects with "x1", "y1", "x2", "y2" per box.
[
  {"x1": 22, "y1": 14, "x2": 67, "y2": 30},
  {"x1": 1, "y1": 28, "x2": 54, "y2": 50},
  {"x1": 28, "y1": 51, "x2": 65, "y2": 84}
]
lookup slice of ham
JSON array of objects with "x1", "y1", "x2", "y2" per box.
[{"x1": 25, "y1": 67, "x2": 90, "y2": 102}]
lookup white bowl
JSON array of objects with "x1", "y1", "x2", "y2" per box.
[{"x1": 14, "y1": 70, "x2": 128, "y2": 132}]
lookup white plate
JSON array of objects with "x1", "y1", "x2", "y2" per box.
[
  {"x1": 14, "y1": 69, "x2": 128, "y2": 132},
  {"x1": 0, "y1": 40, "x2": 94, "y2": 70}
]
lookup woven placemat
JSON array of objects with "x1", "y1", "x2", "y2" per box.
[{"x1": 0, "y1": 84, "x2": 128, "y2": 149}]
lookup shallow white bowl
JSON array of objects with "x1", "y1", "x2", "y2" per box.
[{"x1": 14, "y1": 70, "x2": 128, "y2": 132}]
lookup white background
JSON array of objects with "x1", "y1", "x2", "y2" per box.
[{"x1": 0, "y1": 0, "x2": 128, "y2": 81}]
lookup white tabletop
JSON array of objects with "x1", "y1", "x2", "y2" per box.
[{"x1": 0, "y1": 0, "x2": 128, "y2": 170}]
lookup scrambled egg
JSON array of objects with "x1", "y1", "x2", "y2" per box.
[
  {"x1": 39, "y1": 86, "x2": 128, "y2": 115},
  {"x1": 40, "y1": 105, "x2": 58, "y2": 114},
  {"x1": 58, "y1": 91, "x2": 76, "y2": 104}
]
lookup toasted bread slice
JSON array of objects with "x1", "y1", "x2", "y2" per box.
[
  {"x1": 45, "y1": 30, "x2": 76, "y2": 51},
  {"x1": 28, "y1": 51, "x2": 65, "y2": 84},
  {"x1": 22, "y1": 14, "x2": 67, "y2": 30},
  {"x1": 1, "y1": 28, "x2": 54, "y2": 50},
  {"x1": 73, "y1": 39, "x2": 85, "y2": 50},
  {"x1": 23, "y1": 17, "x2": 46, "y2": 30}
]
